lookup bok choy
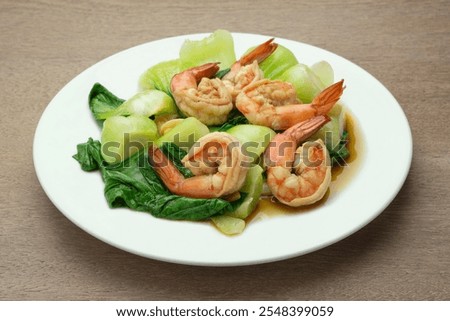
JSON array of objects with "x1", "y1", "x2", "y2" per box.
[{"x1": 73, "y1": 139, "x2": 242, "y2": 221}]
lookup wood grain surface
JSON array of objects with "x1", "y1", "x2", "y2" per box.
[{"x1": 1, "y1": 0, "x2": 449, "y2": 300}]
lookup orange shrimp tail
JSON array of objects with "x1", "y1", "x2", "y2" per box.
[
  {"x1": 148, "y1": 146, "x2": 185, "y2": 194},
  {"x1": 171, "y1": 62, "x2": 220, "y2": 93},
  {"x1": 190, "y1": 62, "x2": 221, "y2": 81},
  {"x1": 312, "y1": 79, "x2": 345, "y2": 115},
  {"x1": 240, "y1": 38, "x2": 278, "y2": 66},
  {"x1": 265, "y1": 115, "x2": 330, "y2": 168},
  {"x1": 285, "y1": 115, "x2": 331, "y2": 144}
]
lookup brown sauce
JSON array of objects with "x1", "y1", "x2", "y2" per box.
[{"x1": 247, "y1": 109, "x2": 363, "y2": 223}]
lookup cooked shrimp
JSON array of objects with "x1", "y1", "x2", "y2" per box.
[
  {"x1": 171, "y1": 62, "x2": 233, "y2": 126},
  {"x1": 222, "y1": 38, "x2": 278, "y2": 100},
  {"x1": 265, "y1": 115, "x2": 332, "y2": 206},
  {"x1": 236, "y1": 79, "x2": 345, "y2": 130},
  {"x1": 148, "y1": 132, "x2": 249, "y2": 199}
]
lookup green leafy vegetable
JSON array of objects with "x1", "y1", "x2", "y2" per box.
[
  {"x1": 210, "y1": 215, "x2": 245, "y2": 235},
  {"x1": 310, "y1": 60, "x2": 334, "y2": 87},
  {"x1": 226, "y1": 124, "x2": 275, "y2": 163},
  {"x1": 139, "y1": 59, "x2": 181, "y2": 96},
  {"x1": 278, "y1": 63, "x2": 326, "y2": 103},
  {"x1": 103, "y1": 152, "x2": 232, "y2": 220},
  {"x1": 308, "y1": 104, "x2": 349, "y2": 166},
  {"x1": 89, "y1": 83, "x2": 177, "y2": 121},
  {"x1": 329, "y1": 131, "x2": 350, "y2": 166},
  {"x1": 156, "y1": 117, "x2": 209, "y2": 151},
  {"x1": 89, "y1": 83, "x2": 125, "y2": 120},
  {"x1": 246, "y1": 44, "x2": 298, "y2": 80},
  {"x1": 213, "y1": 110, "x2": 249, "y2": 132},
  {"x1": 72, "y1": 138, "x2": 104, "y2": 171},
  {"x1": 215, "y1": 116, "x2": 249, "y2": 132},
  {"x1": 225, "y1": 164, "x2": 263, "y2": 219},
  {"x1": 310, "y1": 104, "x2": 345, "y2": 151},
  {"x1": 73, "y1": 139, "x2": 239, "y2": 221},
  {"x1": 215, "y1": 68, "x2": 231, "y2": 79},
  {"x1": 94, "y1": 89, "x2": 177, "y2": 120},
  {"x1": 211, "y1": 165, "x2": 263, "y2": 234},
  {"x1": 179, "y1": 29, "x2": 236, "y2": 70},
  {"x1": 101, "y1": 115, "x2": 159, "y2": 164}
]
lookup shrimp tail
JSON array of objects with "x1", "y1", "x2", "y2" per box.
[
  {"x1": 265, "y1": 115, "x2": 330, "y2": 168},
  {"x1": 285, "y1": 115, "x2": 331, "y2": 144},
  {"x1": 149, "y1": 145, "x2": 227, "y2": 199},
  {"x1": 240, "y1": 38, "x2": 278, "y2": 66},
  {"x1": 312, "y1": 79, "x2": 345, "y2": 115},
  {"x1": 189, "y1": 62, "x2": 220, "y2": 81},
  {"x1": 148, "y1": 145, "x2": 185, "y2": 194},
  {"x1": 170, "y1": 62, "x2": 220, "y2": 93}
]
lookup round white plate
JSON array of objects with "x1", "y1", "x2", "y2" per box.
[{"x1": 33, "y1": 33, "x2": 412, "y2": 266}]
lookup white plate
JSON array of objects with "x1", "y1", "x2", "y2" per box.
[{"x1": 33, "y1": 33, "x2": 412, "y2": 266}]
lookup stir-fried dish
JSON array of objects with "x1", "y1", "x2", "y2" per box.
[{"x1": 73, "y1": 30, "x2": 351, "y2": 235}]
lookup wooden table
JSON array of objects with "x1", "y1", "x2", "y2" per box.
[{"x1": 1, "y1": 0, "x2": 448, "y2": 300}]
